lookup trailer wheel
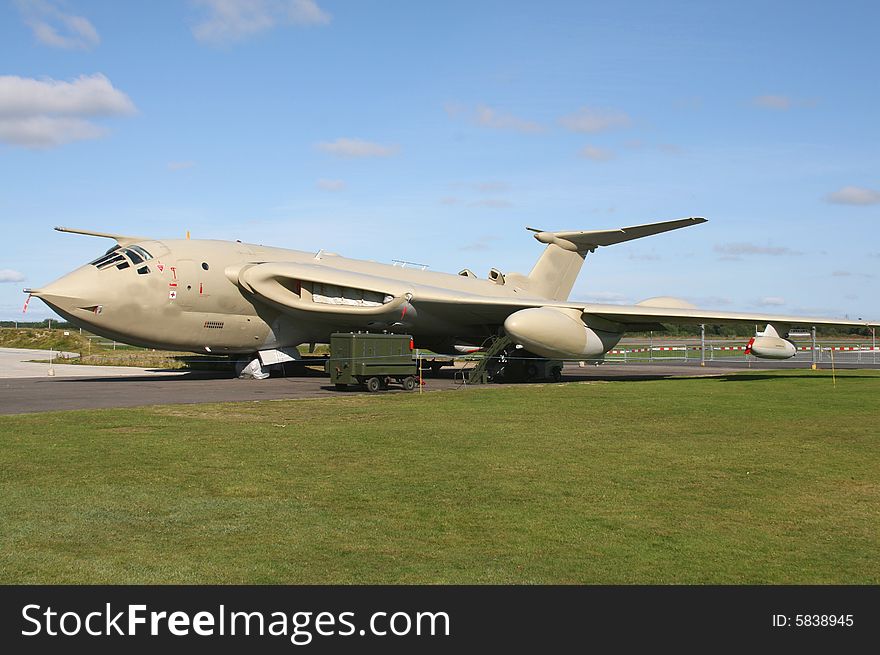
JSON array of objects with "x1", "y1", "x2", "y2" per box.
[
  {"x1": 551, "y1": 366, "x2": 563, "y2": 383},
  {"x1": 365, "y1": 377, "x2": 381, "y2": 392},
  {"x1": 402, "y1": 376, "x2": 417, "y2": 391}
]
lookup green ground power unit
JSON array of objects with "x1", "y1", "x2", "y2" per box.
[{"x1": 326, "y1": 332, "x2": 419, "y2": 392}]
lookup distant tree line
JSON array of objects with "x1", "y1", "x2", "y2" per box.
[
  {"x1": 630, "y1": 323, "x2": 874, "y2": 338},
  {"x1": 0, "y1": 320, "x2": 76, "y2": 329}
]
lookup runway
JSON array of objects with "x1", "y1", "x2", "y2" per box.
[{"x1": 2, "y1": 345, "x2": 867, "y2": 415}]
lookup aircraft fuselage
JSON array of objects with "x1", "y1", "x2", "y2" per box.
[{"x1": 31, "y1": 238, "x2": 543, "y2": 355}]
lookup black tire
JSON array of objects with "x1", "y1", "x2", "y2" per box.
[
  {"x1": 365, "y1": 377, "x2": 381, "y2": 392},
  {"x1": 402, "y1": 376, "x2": 417, "y2": 391},
  {"x1": 525, "y1": 363, "x2": 539, "y2": 379},
  {"x1": 551, "y1": 367, "x2": 563, "y2": 383}
]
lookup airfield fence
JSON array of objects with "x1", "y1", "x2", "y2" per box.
[{"x1": 601, "y1": 340, "x2": 880, "y2": 365}]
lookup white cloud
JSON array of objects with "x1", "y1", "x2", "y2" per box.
[
  {"x1": 0, "y1": 116, "x2": 105, "y2": 147},
  {"x1": 0, "y1": 269, "x2": 26, "y2": 284},
  {"x1": 757, "y1": 296, "x2": 786, "y2": 306},
  {"x1": 582, "y1": 291, "x2": 629, "y2": 304},
  {"x1": 825, "y1": 185, "x2": 880, "y2": 206},
  {"x1": 687, "y1": 295, "x2": 732, "y2": 307},
  {"x1": 460, "y1": 239, "x2": 490, "y2": 252},
  {"x1": 192, "y1": 0, "x2": 330, "y2": 44},
  {"x1": 0, "y1": 74, "x2": 135, "y2": 118},
  {"x1": 752, "y1": 95, "x2": 792, "y2": 110},
  {"x1": 474, "y1": 104, "x2": 543, "y2": 133},
  {"x1": 445, "y1": 103, "x2": 544, "y2": 133},
  {"x1": 559, "y1": 107, "x2": 631, "y2": 133},
  {"x1": 443, "y1": 102, "x2": 465, "y2": 118},
  {"x1": 168, "y1": 161, "x2": 196, "y2": 171},
  {"x1": 316, "y1": 178, "x2": 345, "y2": 191},
  {"x1": 16, "y1": 0, "x2": 100, "y2": 50},
  {"x1": 714, "y1": 243, "x2": 802, "y2": 257},
  {"x1": 628, "y1": 252, "x2": 660, "y2": 261},
  {"x1": 316, "y1": 138, "x2": 399, "y2": 158},
  {"x1": 579, "y1": 145, "x2": 614, "y2": 161},
  {"x1": 0, "y1": 74, "x2": 135, "y2": 149}
]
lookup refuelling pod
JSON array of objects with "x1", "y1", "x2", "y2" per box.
[
  {"x1": 746, "y1": 323, "x2": 797, "y2": 360},
  {"x1": 503, "y1": 307, "x2": 621, "y2": 360}
]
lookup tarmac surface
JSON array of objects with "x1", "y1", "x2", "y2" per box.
[
  {"x1": 0, "y1": 347, "x2": 875, "y2": 415},
  {"x1": 0, "y1": 347, "x2": 188, "y2": 379}
]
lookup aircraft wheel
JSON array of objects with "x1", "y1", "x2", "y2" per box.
[
  {"x1": 365, "y1": 377, "x2": 381, "y2": 392},
  {"x1": 402, "y1": 376, "x2": 417, "y2": 391}
]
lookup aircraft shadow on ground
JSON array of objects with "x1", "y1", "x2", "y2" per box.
[{"x1": 56, "y1": 371, "x2": 232, "y2": 383}]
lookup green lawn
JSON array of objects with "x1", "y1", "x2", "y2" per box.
[{"x1": 1, "y1": 369, "x2": 877, "y2": 584}]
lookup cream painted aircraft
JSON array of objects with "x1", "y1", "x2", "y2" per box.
[{"x1": 25, "y1": 218, "x2": 877, "y2": 379}]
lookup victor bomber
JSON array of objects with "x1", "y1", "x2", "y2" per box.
[{"x1": 26, "y1": 218, "x2": 877, "y2": 379}]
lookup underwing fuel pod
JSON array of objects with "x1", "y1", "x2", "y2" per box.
[{"x1": 746, "y1": 324, "x2": 799, "y2": 360}]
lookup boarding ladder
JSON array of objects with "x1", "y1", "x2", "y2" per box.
[{"x1": 467, "y1": 335, "x2": 513, "y2": 384}]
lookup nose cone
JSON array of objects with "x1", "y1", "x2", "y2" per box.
[{"x1": 28, "y1": 265, "x2": 103, "y2": 319}]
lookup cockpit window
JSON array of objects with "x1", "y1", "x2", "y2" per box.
[
  {"x1": 88, "y1": 244, "x2": 154, "y2": 271},
  {"x1": 137, "y1": 266, "x2": 150, "y2": 275},
  {"x1": 127, "y1": 245, "x2": 153, "y2": 261},
  {"x1": 93, "y1": 253, "x2": 128, "y2": 270},
  {"x1": 89, "y1": 247, "x2": 121, "y2": 267}
]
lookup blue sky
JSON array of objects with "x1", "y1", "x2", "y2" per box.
[{"x1": 1, "y1": 0, "x2": 878, "y2": 321}]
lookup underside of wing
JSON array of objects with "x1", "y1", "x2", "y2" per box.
[{"x1": 579, "y1": 303, "x2": 878, "y2": 330}]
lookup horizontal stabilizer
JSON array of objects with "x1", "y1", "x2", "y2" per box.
[{"x1": 527, "y1": 216, "x2": 706, "y2": 253}]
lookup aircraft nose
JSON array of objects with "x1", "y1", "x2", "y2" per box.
[{"x1": 27, "y1": 265, "x2": 103, "y2": 317}]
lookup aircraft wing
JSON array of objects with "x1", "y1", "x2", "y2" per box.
[
  {"x1": 410, "y1": 293, "x2": 879, "y2": 331},
  {"x1": 230, "y1": 259, "x2": 877, "y2": 331},
  {"x1": 575, "y1": 303, "x2": 878, "y2": 330}
]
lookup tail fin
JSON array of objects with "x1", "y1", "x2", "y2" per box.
[{"x1": 520, "y1": 217, "x2": 706, "y2": 301}]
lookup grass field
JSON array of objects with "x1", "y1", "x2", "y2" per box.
[{"x1": 1, "y1": 370, "x2": 877, "y2": 584}]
